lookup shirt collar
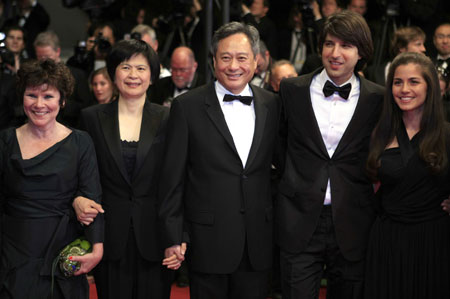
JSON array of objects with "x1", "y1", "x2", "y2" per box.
[
  {"x1": 318, "y1": 68, "x2": 356, "y2": 88},
  {"x1": 437, "y1": 54, "x2": 450, "y2": 60}
]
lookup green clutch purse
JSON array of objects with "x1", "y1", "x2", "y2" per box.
[{"x1": 58, "y1": 237, "x2": 92, "y2": 277}]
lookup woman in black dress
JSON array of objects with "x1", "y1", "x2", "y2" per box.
[
  {"x1": 0, "y1": 59, "x2": 104, "y2": 298},
  {"x1": 365, "y1": 52, "x2": 450, "y2": 298},
  {"x1": 80, "y1": 39, "x2": 171, "y2": 298}
]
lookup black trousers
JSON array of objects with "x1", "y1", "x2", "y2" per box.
[
  {"x1": 189, "y1": 242, "x2": 270, "y2": 299},
  {"x1": 280, "y1": 205, "x2": 365, "y2": 299},
  {"x1": 93, "y1": 229, "x2": 173, "y2": 299}
]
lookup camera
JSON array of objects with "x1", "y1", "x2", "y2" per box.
[
  {"x1": 157, "y1": 0, "x2": 193, "y2": 32},
  {"x1": 377, "y1": 0, "x2": 400, "y2": 17},
  {"x1": 95, "y1": 32, "x2": 111, "y2": 55}
]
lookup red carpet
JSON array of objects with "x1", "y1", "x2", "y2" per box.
[{"x1": 89, "y1": 282, "x2": 327, "y2": 298}]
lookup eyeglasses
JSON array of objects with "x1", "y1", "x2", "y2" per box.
[
  {"x1": 435, "y1": 34, "x2": 450, "y2": 40},
  {"x1": 171, "y1": 67, "x2": 192, "y2": 74}
]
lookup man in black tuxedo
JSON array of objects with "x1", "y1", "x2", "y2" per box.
[
  {"x1": 433, "y1": 23, "x2": 450, "y2": 75},
  {"x1": 149, "y1": 46, "x2": 204, "y2": 106},
  {"x1": 276, "y1": 11, "x2": 384, "y2": 299},
  {"x1": 159, "y1": 22, "x2": 280, "y2": 299}
]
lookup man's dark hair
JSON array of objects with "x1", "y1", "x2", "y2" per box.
[
  {"x1": 4, "y1": 25, "x2": 27, "y2": 44},
  {"x1": 318, "y1": 10, "x2": 373, "y2": 72}
]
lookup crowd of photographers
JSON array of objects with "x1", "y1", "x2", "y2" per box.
[{"x1": 0, "y1": 0, "x2": 449, "y2": 131}]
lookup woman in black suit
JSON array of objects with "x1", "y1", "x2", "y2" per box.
[{"x1": 80, "y1": 39, "x2": 171, "y2": 299}]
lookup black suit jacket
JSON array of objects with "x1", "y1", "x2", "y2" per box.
[
  {"x1": 276, "y1": 69, "x2": 383, "y2": 261},
  {"x1": 159, "y1": 83, "x2": 280, "y2": 274},
  {"x1": 148, "y1": 72, "x2": 204, "y2": 105},
  {"x1": 80, "y1": 100, "x2": 169, "y2": 261}
]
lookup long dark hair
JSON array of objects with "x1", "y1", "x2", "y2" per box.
[{"x1": 367, "y1": 52, "x2": 447, "y2": 180}]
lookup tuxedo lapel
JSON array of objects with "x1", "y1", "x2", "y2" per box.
[
  {"x1": 334, "y1": 78, "x2": 378, "y2": 156},
  {"x1": 132, "y1": 101, "x2": 160, "y2": 180},
  {"x1": 299, "y1": 72, "x2": 329, "y2": 158},
  {"x1": 98, "y1": 101, "x2": 131, "y2": 185},
  {"x1": 204, "y1": 84, "x2": 239, "y2": 155},
  {"x1": 245, "y1": 86, "x2": 267, "y2": 170}
]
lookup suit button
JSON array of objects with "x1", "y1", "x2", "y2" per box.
[{"x1": 240, "y1": 209, "x2": 245, "y2": 214}]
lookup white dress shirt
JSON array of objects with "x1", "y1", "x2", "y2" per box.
[
  {"x1": 310, "y1": 69, "x2": 360, "y2": 205},
  {"x1": 215, "y1": 81, "x2": 255, "y2": 168}
]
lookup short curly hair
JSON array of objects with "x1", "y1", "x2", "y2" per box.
[{"x1": 17, "y1": 59, "x2": 75, "y2": 106}]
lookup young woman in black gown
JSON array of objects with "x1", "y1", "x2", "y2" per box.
[
  {"x1": 365, "y1": 52, "x2": 450, "y2": 298},
  {"x1": 0, "y1": 59, "x2": 104, "y2": 298}
]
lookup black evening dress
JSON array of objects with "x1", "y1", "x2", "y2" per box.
[
  {"x1": 365, "y1": 127, "x2": 450, "y2": 299},
  {"x1": 0, "y1": 128, "x2": 103, "y2": 299}
]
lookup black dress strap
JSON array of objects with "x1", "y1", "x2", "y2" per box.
[{"x1": 396, "y1": 122, "x2": 415, "y2": 167}]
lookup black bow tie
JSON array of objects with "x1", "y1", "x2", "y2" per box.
[
  {"x1": 175, "y1": 86, "x2": 190, "y2": 93},
  {"x1": 223, "y1": 94, "x2": 253, "y2": 105},
  {"x1": 322, "y1": 80, "x2": 352, "y2": 100},
  {"x1": 437, "y1": 58, "x2": 450, "y2": 67}
]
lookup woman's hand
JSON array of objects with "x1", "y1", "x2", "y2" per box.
[
  {"x1": 73, "y1": 196, "x2": 104, "y2": 226},
  {"x1": 72, "y1": 243, "x2": 103, "y2": 276}
]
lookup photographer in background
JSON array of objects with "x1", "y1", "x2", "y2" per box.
[{"x1": 67, "y1": 22, "x2": 115, "y2": 77}]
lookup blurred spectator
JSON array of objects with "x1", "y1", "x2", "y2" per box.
[
  {"x1": 251, "y1": 40, "x2": 271, "y2": 88},
  {"x1": 347, "y1": 0, "x2": 367, "y2": 16},
  {"x1": 149, "y1": 46, "x2": 204, "y2": 106},
  {"x1": 432, "y1": 23, "x2": 450, "y2": 75},
  {"x1": 269, "y1": 59, "x2": 297, "y2": 93},
  {"x1": 278, "y1": 4, "x2": 311, "y2": 74},
  {"x1": 366, "y1": 26, "x2": 426, "y2": 85},
  {"x1": 67, "y1": 21, "x2": 116, "y2": 76},
  {"x1": 91, "y1": 22, "x2": 116, "y2": 70},
  {"x1": 34, "y1": 31, "x2": 92, "y2": 128},
  {"x1": 4, "y1": 0, "x2": 49, "y2": 59},
  {"x1": 3, "y1": 25, "x2": 26, "y2": 73},
  {"x1": 321, "y1": 0, "x2": 342, "y2": 17},
  {"x1": 242, "y1": 0, "x2": 278, "y2": 58},
  {"x1": 131, "y1": 23, "x2": 170, "y2": 78},
  {"x1": 90, "y1": 67, "x2": 117, "y2": 104},
  {"x1": 312, "y1": 0, "x2": 343, "y2": 42},
  {"x1": 391, "y1": 26, "x2": 426, "y2": 56}
]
